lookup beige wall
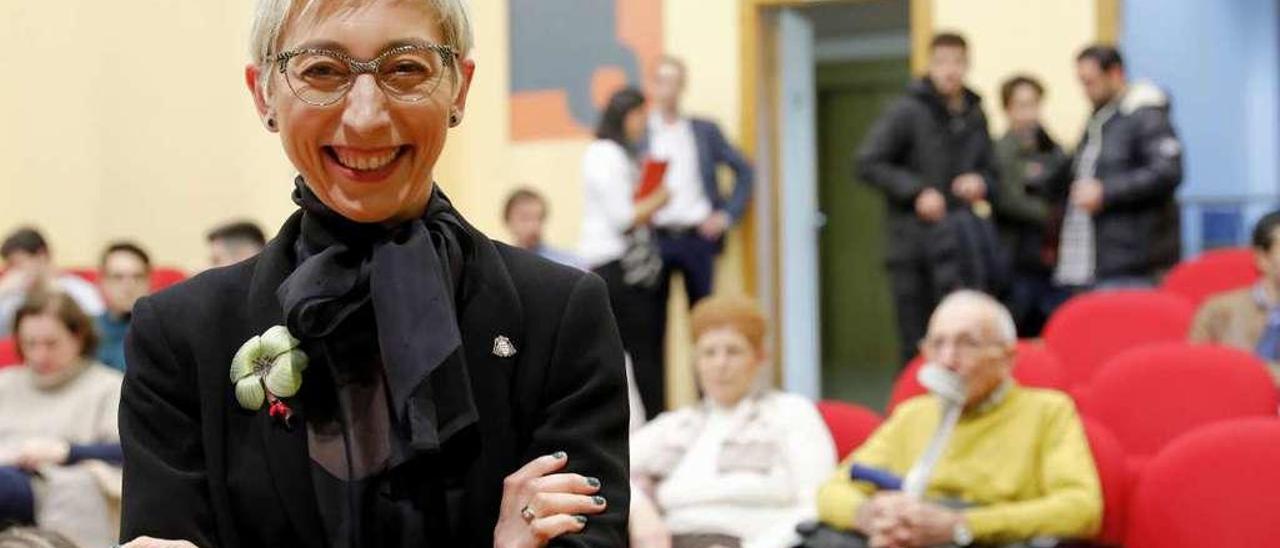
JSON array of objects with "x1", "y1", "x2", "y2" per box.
[
  {"x1": 932, "y1": 0, "x2": 1096, "y2": 143},
  {"x1": 0, "y1": 2, "x2": 296, "y2": 271}
]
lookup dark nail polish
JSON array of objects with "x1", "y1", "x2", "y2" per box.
[
  {"x1": 593, "y1": 496, "x2": 606, "y2": 506},
  {"x1": 552, "y1": 451, "x2": 567, "y2": 460},
  {"x1": 574, "y1": 515, "x2": 588, "y2": 525},
  {"x1": 585, "y1": 476, "x2": 601, "y2": 488}
]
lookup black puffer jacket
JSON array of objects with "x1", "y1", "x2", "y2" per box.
[
  {"x1": 1050, "y1": 82, "x2": 1183, "y2": 278},
  {"x1": 856, "y1": 77, "x2": 998, "y2": 265}
]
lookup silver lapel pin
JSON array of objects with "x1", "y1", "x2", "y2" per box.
[{"x1": 492, "y1": 335, "x2": 517, "y2": 358}]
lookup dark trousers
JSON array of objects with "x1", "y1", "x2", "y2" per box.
[
  {"x1": 1006, "y1": 271, "x2": 1059, "y2": 338},
  {"x1": 887, "y1": 260, "x2": 942, "y2": 366},
  {"x1": 0, "y1": 465, "x2": 35, "y2": 527},
  {"x1": 656, "y1": 228, "x2": 718, "y2": 308},
  {"x1": 595, "y1": 261, "x2": 667, "y2": 420}
]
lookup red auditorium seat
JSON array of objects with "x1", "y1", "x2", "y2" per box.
[
  {"x1": 1078, "y1": 342, "x2": 1278, "y2": 459},
  {"x1": 1160, "y1": 247, "x2": 1258, "y2": 309},
  {"x1": 815, "y1": 400, "x2": 883, "y2": 460},
  {"x1": 1125, "y1": 418, "x2": 1280, "y2": 548},
  {"x1": 150, "y1": 267, "x2": 188, "y2": 291},
  {"x1": 1080, "y1": 417, "x2": 1132, "y2": 546},
  {"x1": 1042, "y1": 290, "x2": 1195, "y2": 388},
  {"x1": 887, "y1": 340, "x2": 1068, "y2": 412},
  {"x1": 0, "y1": 337, "x2": 19, "y2": 367}
]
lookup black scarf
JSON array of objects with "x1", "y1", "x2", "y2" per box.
[{"x1": 277, "y1": 178, "x2": 478, "y2": 458}]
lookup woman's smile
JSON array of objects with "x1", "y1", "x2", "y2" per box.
[{"x1": 323, "y1": 144, "x2": 411, "y2": 183}]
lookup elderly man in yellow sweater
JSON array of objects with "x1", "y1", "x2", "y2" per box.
[{"x1": 817, "y1": 290, "x2": 1101, "y2": 547}]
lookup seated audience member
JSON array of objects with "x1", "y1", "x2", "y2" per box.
[
  {"x1": 816, "y1": 291, "x2": 1100, "y2": 547},
  {"x1": 0, "y1": 292, "x2": 123, "y2": 546},
  {"x1": 1190, "y1": 211, "x2": 1280, "y2": 385},
  {"x1": 631, "y1": 295, "x2": 836, "y2": 548},
  {"x1": 94, "y1": 242, "x2": 152, "y2": 372},
  {"x1": 205, "y1": 220, "x2": 266, "y2": 268},
  {"x1": 0, "y1": 228, "x2": 104, "y2": 338},
  {"x1": 503, "y1": 187, "x2": 584, "y2": 269}
]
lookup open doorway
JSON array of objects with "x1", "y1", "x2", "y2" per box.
[
  {"x1": 809, "y1": 0, "x2": 911, "y2": 411},
  {"x1": 749, "y1": 0, "x2": 914, "y2": 412}
]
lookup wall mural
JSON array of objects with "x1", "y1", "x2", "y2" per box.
[{"x1": 508, "y1": 0, "x2": 663, "y2": 141}]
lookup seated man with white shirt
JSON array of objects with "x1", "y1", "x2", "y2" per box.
[
  {"x1": 646, "y1": 55, "x2": 754, "y2": 309},
  {"x1": 0, "y1": 228, "x2": 104, "y2": 337}
]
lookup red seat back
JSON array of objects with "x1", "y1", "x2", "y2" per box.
[
  {"x1": 150, "y1": 267, "x2": 187, "y2": 291},
  {"x1": 1043, "y1": 290, "x2": 1195, "y2": 388},
  {"x1": 1160, "y1": 247, "x2": 1259, "y2": 308},
  {"x1": 887, "y1": 340, "x2": 1068, "y2": 412},
  {"x1": 815, "y1": 400, "x2": 883, "y2": 460},
  {"x1": 1126, "y1": 418, "x2": 1280, "y2": 548},
  {"x1": 0, "y1": 337, "x2": 18, "y2": 367},
  {"x1": 1079, "y1": 342, "x2": 1278, "y2": 458},
  {"x1": 1080, "y1": 417, "x2": 1132, "y2": 545}
]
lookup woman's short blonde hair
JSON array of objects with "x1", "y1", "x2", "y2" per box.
[
  {"x1": 249, "y1": 0, "x2": 474, "y2": 90},
  {"x1": 690, "y1": 294, "x2": 768, "y2": 352}
]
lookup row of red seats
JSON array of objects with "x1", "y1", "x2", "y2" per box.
[
  {"x1": 819, "y1": 338, "x2": 1279, "y2": 546},
  {"x1": 0, "y1": 267, "x2": 188, "y2": 367}
]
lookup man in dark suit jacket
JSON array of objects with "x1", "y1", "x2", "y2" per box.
[
  {"x1": 646, "y1": 56, "x2": 755, "y2": 308},
  {"x1": 119, "y1": 208, "x2": 630, "y2": 547}
]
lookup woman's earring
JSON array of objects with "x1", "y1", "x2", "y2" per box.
[
  {"x1": 449, "y1": 110, "x2": 461, "y2": 127},
  {"x1": 266, "y1": 117, "x2": 277, "y2": 130}
]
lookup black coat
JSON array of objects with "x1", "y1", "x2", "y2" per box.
[
  {"x1": 856, "y1": 77, "x2": 998, "y2": 265},
  {"x1": 119, "y1": 209, "x2": 630, "y2": 547},
  {"x1": 1048, "y1": 82, "x2": 1184, "y2": 278}
]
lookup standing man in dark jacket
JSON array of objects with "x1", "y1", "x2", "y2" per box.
[
  {"x1": 1052, "y1": 45, "x2": 1183, "y2": 290},
  {"x1": 857, "y1": 33, "x2": 998, "y2": 364},
  {"x1": 993, "y1": 75, "x2": 1070, "y2": 336}
]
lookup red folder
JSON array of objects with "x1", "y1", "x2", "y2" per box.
[{"x1": 634, "y1": 158, "x2": 669, "y2": 201}]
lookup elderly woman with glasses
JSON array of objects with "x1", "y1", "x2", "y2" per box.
[{"x1": 117, "y1": 1, "x2": 628, "y2": 547}]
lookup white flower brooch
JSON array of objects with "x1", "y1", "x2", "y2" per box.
[{"x1": 230, "y1": 325, "x2": 308, "y2": 425}]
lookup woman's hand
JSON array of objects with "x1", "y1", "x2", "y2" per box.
[
  {"x1": 14, "y1": 438, "x2": 69, "y2": 471},
  {"x1": 633, "y1": 187, "x2": 671, "y2": 227},
  {"x1": 120, "y1": 537, "x2": 199, "y2": 548},
  {"x1": 494, "y1": 451, "x2": 608, "y2": 548}
]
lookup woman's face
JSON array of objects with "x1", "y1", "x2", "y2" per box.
[
  {"x1": 247, "y1": 0, "x2": 475, "y2": 224},
  {"x1": 694, "y1": 326, "x2": 764, "y2": 408},
  {"x1": 623, "y1": 105, "x2": 648, "y2": 145},
  {"x1": 17, "y1": 313, "x2": 84, "y2": 381}
]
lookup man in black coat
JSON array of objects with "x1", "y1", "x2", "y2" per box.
[
  {"x1": 856, "y1": 33, "x2": 998, "y2": 365},
  {"x1": 1051, "y1": 45, "x2": 1183, "y2": 290}
]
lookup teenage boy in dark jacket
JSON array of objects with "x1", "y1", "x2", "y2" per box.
[{"x1": 856, "y1": 32, "x2": 998, "y2": 364}]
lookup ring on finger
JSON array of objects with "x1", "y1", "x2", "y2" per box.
[{"x1": 520, "y1": 505, "x2": 537, "y2": 523}]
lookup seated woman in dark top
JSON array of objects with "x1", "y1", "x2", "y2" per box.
[
  {"x1": 117, "y1": 1, "x2": 629, "y2": 547},
  {"x1": 0, "y1": 291, "x2": 124, "y2": 547}
]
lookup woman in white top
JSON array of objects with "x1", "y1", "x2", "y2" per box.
[
  {"x1": 579, "y1": 87, "x2": 671, "y2": 421},
  {"x1": 630, "y1": 294, "x2": 837, "y2": 548}
]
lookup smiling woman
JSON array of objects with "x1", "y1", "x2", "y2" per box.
[{"x1": 117, "y1": 1, "x2": 630, "y2": 547}]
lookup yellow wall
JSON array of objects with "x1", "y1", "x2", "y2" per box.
[
  {"x1": 0, "y1": 2, "x2": 296, "y2": 271},
  {"x1": 931, "y1": 0, "x2": 1097, "y2": 143}
]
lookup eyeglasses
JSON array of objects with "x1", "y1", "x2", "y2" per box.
[
  {"x1": 274, "y1": 42, "x2": 458, "y2": 106},
  {"x1": 919, "y1": 335, "x2": 1003, "y2": 358}
]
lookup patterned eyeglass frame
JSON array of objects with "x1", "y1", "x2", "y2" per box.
[{"x1": 274, "y1": 42, "x2": 458, "y2": 106}]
